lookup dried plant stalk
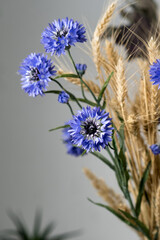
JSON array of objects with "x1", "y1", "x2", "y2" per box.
[
  {"x1": 155, "y1": 184, "x2": 160, "y2": 228},
  {"x1": 114, "y1": 56, "x2": 127, "y2": 121},
  {"x1": 147, "y1": 37, "x2": 160, "y2": 233},
  {"x1": 105, "y1": 39, "x2": 119, "y2": 69},
  {"x1": 83, "y1": 168, "x2": 129, "y2": 211},
  {"x1": 55, "y1": 3, "x2": 160, "y2": 238},
  {"x1": 87, "y1": 7, "x2": 160, "y2": 238},
  {"x1": 58, "y1": 70, "x2": 101, "y2": 96},
  {"x1": 147, "y1": 37, "x2": 159, "y2": 124},
  {"x1": 91, "y1": 2, "x2": 116, "y2": 85},
  {"x1": 104, "y1": 40, "x2": 120, "y2": 101},
  {"x1": 148, "y1": 37, "x2": 159, "y2": 64}
]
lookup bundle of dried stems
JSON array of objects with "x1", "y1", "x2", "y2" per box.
[{"x1": 57, "y1": 2, "x2": 160, "y2": 239}]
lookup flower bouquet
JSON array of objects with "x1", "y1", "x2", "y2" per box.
[{"x1": 18, "y1": 0, "x2": 160, "y2": 239}]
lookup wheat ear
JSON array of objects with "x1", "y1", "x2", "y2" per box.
[
  {"x1": 155, "y1": 184, "x2": 160, "y2": 228},
  {"x1": 91, "y1": 2, "x2": 116, "y2": 85},
  {"x1": 83, "y1": 168, "x2": 129, "y2": 211}
]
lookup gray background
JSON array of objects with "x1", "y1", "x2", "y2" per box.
[{"x1": 1, "y1": 0, "x2": 157, "y2": 239}]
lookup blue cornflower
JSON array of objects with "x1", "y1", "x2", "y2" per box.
[
  {"x1": 68, "y1": 106, "x2": 113, "y2": 153},
  {"x1": 149, "y1": 59, "x2": 160, "y2": 89},
  {"x1": 76, "y1": 63, "x2": 87, "y2": 76},
  {"x1": 18, "y1": 53, "x2": 56, "y2": 97},
  {"x1": 58, "y1": 91, "x2": 69, "y2": 103},
  {"x1": 150, "y1": 144, "x2": 160, "y2": 155},
  {"x1": 41, "y1": 18, "x2": 87, "y2": 56},
  {"x1": 63, "y1": 127, "x2": 85, "y2": 157}
]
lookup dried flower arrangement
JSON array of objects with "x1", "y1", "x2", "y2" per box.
[{"x1": 18, "y1": 0, "x2": 160, "y2": 239}]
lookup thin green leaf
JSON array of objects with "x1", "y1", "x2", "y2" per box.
[
  {"x1": 52, "y1": 74, "x2": 79, "y2": 80},
  {"x1": 118, "y1": 147, "x2": 127, "y2": 170},
  {"x1": 45, "y1": 90, "x2": 61, "y2": 94},
  {"x1": 75, "y1": 98, "x2": 97, "y2": 107},
  {"x1": 41, "y1": 222, "x2": 55, "y2": 238},
  {"x1": 135, "y1": 161, "x2": 151, "y2": 217},
  {"x1": 118, "y1": 146, "x2": 130, "y2": 185},
  {"x1": 91, "y1": 151, "x2": 115, "y2": 171},
  {"x1": 49, "y1": 125, "x2": 69, "y2": 132},
  {"x1": 88, "y1": 199, "x2": 139, "y2": 231},
  {"x1": 108, "y1": 143, "x2": 114, "y2": 150},
  {"x1": 7, "y1": 211, "x2": 29, "y2": 240},
  {"x1": 102, "y1": 98, "x2": 106, "y2": 109},
  {"x1": 97, "y1": 72, "x2": 113, "y2": 103},
  {"x1": 118, "y1": 123, "x2": 125, "y2": 149},
  {"x1": 110, "y1": 138, "x2": 123, "y2": 180},
  {"x1": 32, "y1": 210, "x2": 42, "y2": 237},
  {"x1": 115, "y1": 110, "x2": 124, "y2": 123},
  {"x1": 81, "y1": 150, "x2": 87, "y2": 156},
  {"x1": 119, "y1": 210, "x2": 150, "y2": 239}
]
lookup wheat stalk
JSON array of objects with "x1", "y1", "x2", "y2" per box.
[
  {"x1": 155, "y1": 184, "x2": 160, "y2": 228},
  {"x1": 83, "y1": 168, "x2": 129, "y2": 211},
  {"x1": 91, "y1": 2, "x2": 116, "y2": 86}
]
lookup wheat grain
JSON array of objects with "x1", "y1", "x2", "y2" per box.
[
  {"x1": 83, "y1": 168, "x2": 128, "y2": 211},
  {"x1": 91, "y1": 2, "x2": 116, "y2": 85},
  {"x1": 155, "y1": 184, "x2": 160, "y2": 228}
]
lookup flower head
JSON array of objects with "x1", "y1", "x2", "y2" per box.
[
  {"x1": 149, "y1": 59, "x2": 160, "y2": 89},
  {"x1": 41, "y1": 18, "x2": 87, "y2": 56},
  {"x1": 58, "y1": 91, "x2": 69, "y2": 104},
  {"x1": 63, "y1": 127, "x2": 85, "y2": 157},
  {"x1": 150, "y1": 144, "x2": 160, "y2": 155},
  {"x1": 68, "y1": 106, "x2": 113, "y2": 153},
  {"x1": 76, "y1": 63, "x2": 87, "y2": 76},
  {"x1": 18, "y1": 53, "x2": 56, "y2": 97}
]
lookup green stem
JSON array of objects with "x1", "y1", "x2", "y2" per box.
[
  {"x1": 76, "y1": 98, "x2": 97, "y2": 107},
  {"x1": 67, "y1": 49, "x2": 86, "y2": 99},
  {"x1": 91, "y1": 152, "x2": 115, "y2": 171},
  {"x1": 50, "y1": 78, "x2": 82, "y2": 109},
  {"x1": 125, "y1": 189, "x2": 137, "y2": 217},
  {"x1": 105, "y1": 147, "x2": 119, "y2": 169},
  {"x1": 53, "y1": 73, "x2": 79, "y2": 80},
  {"x1": 67, "y1": 49, "x2": 99, "y2": 104},
  {"x1": 106, "y1": 146, "x2": 137, "y2": 218},
  {"x1": 67, "y1": 102, "x2": 74, "y2": 115}
]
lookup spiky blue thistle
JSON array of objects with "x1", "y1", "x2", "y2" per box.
[
  {"x1": 149, "y1": 59, "x2": 160, "y2": 89},
  {"x1": 150, "y1": 144, "x2": 160, "y2": 155},
  {"x1": 18, "y1": 53, "x2": 56, "y2": 97},
  {"x1": 58, "y1": 91, "x2": 69, "y2": 103},
  {"x1": 41, "y1": 18, "x2": 87, "y2": 56},
  {"x1": 63, "y1": 127, "x2": 85, "y2": 157},
  {"x1": 75, "y1": 63, "x2": 87, "y2": 76},
  {"x1": 68, "y1": 106, "x2": 113, "y2": 153}
]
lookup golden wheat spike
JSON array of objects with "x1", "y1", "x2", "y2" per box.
[
  {"x1": 148, "y1": 37, "x2": 159, "y2": 64},
  {"x1": 93, "y1": 2, "x2": 117, "y2": 39},
  {"x1": 115, "y1": 57, "x2": 127, "y2": 118},
  {"x1": 147, "y1": 37, "x2": 159, "y2": 123},
  {"x1": 155, "y1": 184, "x2": 160, "y2": 228},
  {"x1": 83, "y1": 168, "x2": 129, "y2": 211},
  {"x1": 105, "y1": 39, "x2": 119, "y2": 68},
  {"x1": 138, "y1": 60, "x2": 152, "y2": 136},
  {"x1": 103, "y1": 40, "x2": 120, "y2": 100},
  {"x1": 91, "y1": 2, "x2": 116, "y2": 85}
]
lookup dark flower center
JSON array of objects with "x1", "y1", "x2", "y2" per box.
[
  {"x1": 56, "y1": 28, "x2": 68, "y2": 38},
  {"x1": 30, "y1": 67, "x2": 40, "y2": 81},
  {"x1": 81, "y1": 119, "x2": 101, "y2": 138}
]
